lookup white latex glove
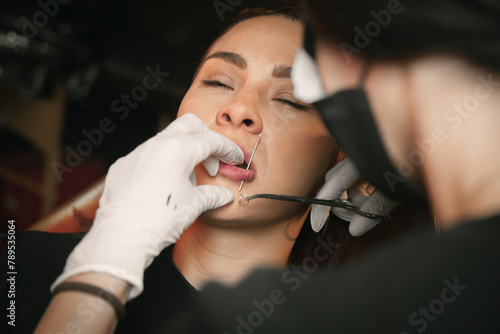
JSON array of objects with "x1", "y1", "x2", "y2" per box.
[
  {"x1": 51, "y1": 113, "x2": 243, "y2": 299},
  {"x1": 311, "y1": 158, "x2": 400, "y2": 236}
]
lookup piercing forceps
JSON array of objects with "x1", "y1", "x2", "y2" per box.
[{"x1": 239, "y1": 193, "x2": 390, "y2": 220}]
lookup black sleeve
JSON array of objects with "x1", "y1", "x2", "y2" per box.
[
  {"x1": 156, "y1": 217, "x2": 500, "y2": 334},
  {"x1": 1, "y1": 231, "x2": 83, "y2": 333}
]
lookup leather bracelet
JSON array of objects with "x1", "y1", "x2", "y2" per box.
[{"x1": 53, "y1": 282, "x2": 126, "y2": 321}]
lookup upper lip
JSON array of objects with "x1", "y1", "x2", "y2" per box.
[{"x1": 235, "y1": 142, "x2": 257, "y2": 171}]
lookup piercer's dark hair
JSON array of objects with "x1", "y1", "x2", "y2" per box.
[{"x1": 306, "y1": 0, "x2": 500, "y2": 72}]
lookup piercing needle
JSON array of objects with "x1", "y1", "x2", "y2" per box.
[{"x1": 239, "y1": 133, "x2": 262, "y2": 192}]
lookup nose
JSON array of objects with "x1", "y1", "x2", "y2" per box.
[{"x1": 215, "y1": 90, "x2": 263, "y2": 134}]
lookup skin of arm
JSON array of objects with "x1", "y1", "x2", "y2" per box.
[{"x1": 34, "y1": 273, "x2": 131, "y2": 334}]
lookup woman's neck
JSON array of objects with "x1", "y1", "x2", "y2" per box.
[
  {"x1": 172, "y1": 213, "x2": 307, "y2": 290},
  {"x1": 372, "y1": 56, "x2": 500, "y2": 229}
]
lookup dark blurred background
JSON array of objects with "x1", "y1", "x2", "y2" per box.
[{"x1": 0, "y1": 0, "x2": 299, "y2": 231}]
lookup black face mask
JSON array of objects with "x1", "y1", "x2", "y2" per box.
[
  {"x1": 292, "y1": 24, "x2": 426, "y2": 201},
  {"x1": 312, "y1": 87, "x2": 426, "y2": 201}
]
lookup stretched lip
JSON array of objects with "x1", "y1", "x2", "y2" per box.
[{"x1": 217, "y1": 142, "x2": 257, "y2": 182}]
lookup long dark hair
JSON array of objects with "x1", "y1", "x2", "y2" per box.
[
  {"x1": 288, "y1": 213, "x2": 351, "y2": 267},
  {"x1": 306, "y1": 0, "x2": 500, "y2": 72}
]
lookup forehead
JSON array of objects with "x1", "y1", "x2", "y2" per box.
[{"x1": 209, "y1": 16, "x2": 303, "y2": 65}]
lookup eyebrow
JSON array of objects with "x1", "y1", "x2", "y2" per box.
[
  {"x1": 203, "y1": 51, "x2": 247, "y2": 69},
  {"x1": 202, "y1": 51, "x2": 293, "y2": 79},
  {"x1": 272, "y1": 65, "x2": 292, "y2": 79}
]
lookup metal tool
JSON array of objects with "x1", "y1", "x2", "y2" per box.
[
  {"x1": 238, "y1": 193, "x2": 390, "y2": 220},
  {"x1": 239, "y1": 133, "x2": 262, "y2": 192}
]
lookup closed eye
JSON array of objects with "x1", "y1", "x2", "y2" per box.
[
  {"x1": 275, "y1": 98, "x2": 312, "y2": 111},
  {"x1": 202, "y1": 80, "x2": 233, "y2": 90}
]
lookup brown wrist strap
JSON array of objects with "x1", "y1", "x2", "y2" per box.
[{"x1": 53, "y1": 282, "x2": 126, "y2": 321}]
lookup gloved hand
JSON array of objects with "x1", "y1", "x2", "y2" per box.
[
  {"x1": 51, "y1": 113, "x2": 243, "y2": 299},
  {"x1": 311, "y1": 158, "x2": 400, "y2": 236}
]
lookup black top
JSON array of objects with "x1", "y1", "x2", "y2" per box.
[
  {"x1": 159, "y1": 214, "x2": 500, "y2": 334},
  {"x1": 0, "y1": 231, "x2": 198, "y2": 334}
]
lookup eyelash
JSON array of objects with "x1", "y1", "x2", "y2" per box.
[
  {"x1": 203, "y1": 80, "x2": 233, "y2": 90},
  {"x1": 202, "y1": 80, "x2": 312, "y2": 111},
  {"x1": 275, "y1": 99, "x2": 312, "y2": 111}
]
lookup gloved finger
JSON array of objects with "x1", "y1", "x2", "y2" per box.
[
  {"x1": 329, "y1": 190, "x2": 355, "y2": 222},
  {"x1": 311, "y1": 159, "x2": 361, "y2": 232},
  {"x1": 349, "y1": 190, "x2": 400, "y2": 236},
  {"x1": 349, "y1": 215, "x2": 382, "y2": 237},
  {"x1": 348, "y1": 192, "x2": 382, "y2": 237},
  {"x1": 311, "y1": 204, "x2": 330, "y2": 232},
  {"x1": 190, "y1": 171, "x2": 197, "y2": 186},
  {"x1": 186, "y1": 131, "x2": 243, "y2": 169},
  {"x1": 203, "y1": 156, "x2": 219, "y2": 177},
  {"x1": 331, "y1": 207, "x2": 355, "y2": 222},
  {"x1": 194, "y1": 185, "x2": 235, "y2": 212},
  {"x1": 322, "y1": 158, "x2": 361, "y2": 198},
  {"x1": 329, "y1": 191, "x2": 366, "y2": 224},
  {"x1": 160, "y1": 113, "x2": 210, "y2": 136},
  {"x1": 349, "y1": 192, "x2": 368, "y2": 207},
  {"x1": 160, "y1": 114, "x2": 243, "y2": 171},
  {"x1": 330, "y1": 188, "x2": 369, "y2": 222},
  {"x1": 328, "y1": 179, "x2": 373, "y2": 223}
]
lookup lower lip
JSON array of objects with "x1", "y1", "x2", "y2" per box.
[{"x1": 218, "y1": 161, "x2": 255, "y2": 182}]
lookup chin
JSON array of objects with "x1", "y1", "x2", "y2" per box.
[
  {"x1": 194, "y1": 167, "x2": 308, "y2": 227},
  {"x1": 200, "y1": 199, "x2": 254, "y2": 226},
  {"x1": 196, "y1": 184, "x2": 270, "y2": 227}
]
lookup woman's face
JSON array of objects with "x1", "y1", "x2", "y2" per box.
[{"x1": 177, "y1": 16, "x2": 336, "y2": 226}]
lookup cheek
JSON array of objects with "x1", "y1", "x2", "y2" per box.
[
  {"x1": 267, "y1": 127, "x2": 336, "y2": 196},
  {"x1": 177, "y1": 89, "x2": 213, "y2": 124},
  {"x1": 177, "y1": 92, "x2": 192, "y2": 118}
]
